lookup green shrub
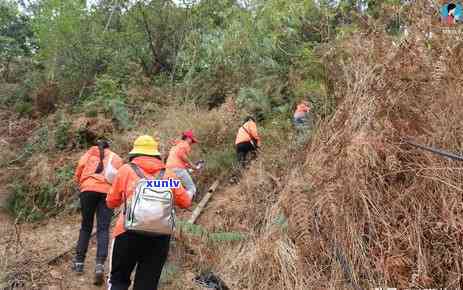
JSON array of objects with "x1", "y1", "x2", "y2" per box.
[
  {"x1": 14, "y1": 101, "x2": 33, "y2": 117},
  {"x1": 83, "y1": 75, "x2": 132, "y2": 130},
  {"x1": 6, "y1": 163, "x2": 74, "y2": 222},
  {"x1": 209, "y1": 232, "x2": 246, "y2": 242},
  {"x1": 160, "y1": 263, "x2": 179, "y2": 285},
  {"x1": 177, "y1": 220, "x2": 246, "y2": 243},
  {"x1": 3, "y1": 126, "x2": 49, "y2": 166},
  {"x1": 6, "y1": 183, "x2": 56, "y2": 222},
  {"x1": 54, "y1": 120, "x2": 71, "y2": 150},
  {"x1": 203, "y1": 147, "x2": 236, "y2": 178},
  {"x1": 236, "y1": 87, "x2": 272, "y2": 120},
  {"x1": 84, "y1": 107, "x2": 98, "y2": 117},
  {"x1": 177, "y1": 220, "x2": 208, "y2": 236},
  {"x1": 110, "y1": 99, "x2": 132, "y2": 130}
]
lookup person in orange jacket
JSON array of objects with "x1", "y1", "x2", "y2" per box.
[
  {"x1": 73, "y1": 139, "x2": 123, "y2": 285},
  {"x1": 165, "y1": 130, "x2": 199, "y2": 199},
  {"x1": 235, "y1": 116, "x2": 260, "y2": 167},
  {"x1": 293, "y1": 100, "x2": 310, "y2": 124},
  {"x1": 293, "y1": 100, "x2": 314, "y2": 130},
  {"x1": 106, "y1": 135, "x2": 192, "y2": 290}
]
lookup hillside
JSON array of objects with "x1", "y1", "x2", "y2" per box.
[{"x1": 2, "y1": 0, "x2": 463, "y2": 289}]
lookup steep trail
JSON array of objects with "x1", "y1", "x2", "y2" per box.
[{"x1": 29, "y1": 182, "x2": 234, "y2": 290}]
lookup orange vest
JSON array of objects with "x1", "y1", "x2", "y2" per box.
[
  {"x1": 235, "y1": 120, "x2": 260, "y2": 145},
  {"x1": 106, "y1": 156, "x2": 191, "y2": 237},
  {"x1": 74, "y1": 147, "x2": 123, "y2": 194},
  {"x1": 166, "y1": 140, "x2": 191, "y2": 169},
  {"x1": 294, "y1": 103, "x2": 310, "y2": 119}
]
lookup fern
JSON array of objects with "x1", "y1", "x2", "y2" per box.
[
  {"x1": 209, "y1": 232, "x2": 246, "y2": 242},
  {"x1": 177, "y1": 220, "x2": 246, "y2": 243}
]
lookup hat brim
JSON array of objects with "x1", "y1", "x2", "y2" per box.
[
  {"x1": 183, "y1": 135, "x2": 198, "y2": 143},
  {"x1": 129, "y1": 149, "x2": 161, "y2": 156}
]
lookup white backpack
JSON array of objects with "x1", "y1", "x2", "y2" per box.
[
  {"x1": 123, "y1": 163, "x2": 175, "y2": 236},
  {"x1": 104, "y1": 153, "x2": 118, "y2": 184}
]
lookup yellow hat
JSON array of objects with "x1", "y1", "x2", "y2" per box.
[{"x1": 129, "y1": 135, "x2": 160, "y2": 156}]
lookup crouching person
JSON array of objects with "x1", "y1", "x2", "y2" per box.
[{"x1": 106, "y1": 135, "x2": 192, "y2": 290}]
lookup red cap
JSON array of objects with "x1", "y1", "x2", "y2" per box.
[{"x1": 182, "y1": 130, "x2": 198, "y2": 143}]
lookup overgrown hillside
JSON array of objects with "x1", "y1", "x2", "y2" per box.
[
  {"x1": 211, "y1": 3, "x2": 463, "y2": 289},
  {"x1": 4, "y1": 0, "x2": 462, "y2": 289}
]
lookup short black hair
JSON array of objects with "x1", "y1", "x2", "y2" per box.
[
  {"x1": 96, "y1": 139, "x2": 110, "y2": 149},
  {"x1": 448, "y1": 3, "x2": 457, "y2": 11},
  {"x1": 244, "y1": 116, "x2": 255, "y2": 123}
]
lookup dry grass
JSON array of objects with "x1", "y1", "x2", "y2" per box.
[
  {"x1": 6, "y1": 3, "x2": 463, "y2": 289},
  {"x1": 193, "y1": 3, "x2": 463, "y2": 289},
  {"x1": 270, "y1": 4, "x2": 463, "y2": 289}
]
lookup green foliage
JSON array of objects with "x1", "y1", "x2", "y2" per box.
[
  {"x1": 7, "y1": 182, "x2": 56, "y2": 222},
  {"x1": 54, "y1": 119, "x2": 71, "y2": 150},
  {"x1": 6, "y1": 161, "x2": 74, "y2": 222},
  {"x1": 55, "y1": 163, "x2": 74, "y2": 184},
  {"x1": 177, "y1": 221, "x2": 208, "y2": 236},
  {"x1": 14, "y1": 101, "x2": 33, "y2": 117},
  {"x1": 237, "y1": 88, "x2": 271, "y2": 120},
  {"x1": 3, "y1": 126, "x2": 49, "y2": 167},
  {"x1": 91, "y1": 75, "x2": 121, "y2": 100},
  {"x1": 32, "y1": 0, "x2": 87, "y2": 80},
  {"x1": 160, "y1": 263, "x2": 179, "y2": 285},
  {"x1": 201, "y1": 147, "x2": 236, "y2": 181},
  {"x1": 0, "y1": 0, "x2": 35, "y2": 80},
  {"x1": 177, "y1": 220, "x2": 246, "y2": 243},
  {"x1": 209, "y1": 232, "x2": 246, "y2": 242},
  {"x1": 83, "y1": 75, "x2": 132, "y2": 130},
  {"x1": 110, "y1": 100, "x2": 131, "y2": 130}
]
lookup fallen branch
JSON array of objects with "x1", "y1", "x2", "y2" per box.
[
  {"x1": 23, "y1": 178, "x2": 221, "y2": 267},
  {"x1": 188, "y1": 180, "x2": 220, "y2": 224}
]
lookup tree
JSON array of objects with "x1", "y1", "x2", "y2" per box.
[{"x1": 0, "y1": 0, "x2": 34, "y2": 81}]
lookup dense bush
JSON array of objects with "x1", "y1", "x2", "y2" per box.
[
  {"x1": 6, "y1": 162, "x2": 74, "y2": 222},
  {"x1": 82, "y1": 75, "x2": 132, "y2": 130}
]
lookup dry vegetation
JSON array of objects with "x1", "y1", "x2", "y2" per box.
[
  {"x1": 3, "y1": 3, "x2": 463, "y2": 289},
  {"x1": 206, "y1": 4, "x2": 463, "y2": 289}
]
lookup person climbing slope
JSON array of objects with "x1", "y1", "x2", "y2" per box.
[
  {"x1": 73, "y1": 139, "x2": 123, "y2": 285},
  {"x1": 235, "y1": 116, "x2": 260, "y2": 167},
  {"x1": 166, "y1": 130, "x2": 200, "y2": 199},
  {"x1": 293, "y1": 100, "x2": 312, "y2": 128},
  {"x1": 293, "y1": 100, "x2": 314, "y2": 145},
  {"x1": 106, "y1": 135, "x2": 192, "y2": 290}
]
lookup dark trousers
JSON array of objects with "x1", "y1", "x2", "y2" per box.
[
  {"x1": 75, "y1": 191, "x2": 113, "y2": 264},
  {"x1": 236, "y1": 141, "x2": 257, "y2": 167},
  {"x1": 108, "y1": 231, "x2": 171, "y2": 290}
]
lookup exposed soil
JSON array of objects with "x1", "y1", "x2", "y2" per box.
[{"x1": 0, "y1": 184, "x2": 230, "y2": 290}]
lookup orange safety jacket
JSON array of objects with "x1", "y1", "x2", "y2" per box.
[
  {"x1": 74, "y1": 146, "x2": 124, "y2": 194},
  {"x1": 293, "y1": 103, "x2": 310, "y2": 119},
  {"x1": 106, "y1": 156, "x2": 192, "y2": 238},
  {"x1": 235, "y1": 120, "x2": 260, "y2": 146},
  {"x1": 166, "y1": 140, "x2": 191, "y2": 169}
]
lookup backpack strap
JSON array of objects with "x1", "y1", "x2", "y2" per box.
[
  {"x1": 241, "y1": 123, "x2": 257, "y2": 149},
  {"x1": 129, "y1": 162, "x2": 146, "y2": 179},
  {"x1": 156, "y1": 169, "x2": 166, "y2": 180},
  {"x1": 123, "y1": 163, "x2": 146, "y2": 215}
]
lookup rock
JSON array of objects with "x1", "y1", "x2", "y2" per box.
[{"x1": 50, "y1": 270, "x2": 63, "y2": 280}]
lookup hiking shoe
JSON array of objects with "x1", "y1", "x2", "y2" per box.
[
  {"x1": 71, "y1": 260, "x2": 84, "y2": 274},
  {"x1": 94, "y1": 264, "x2": 105, "y2": 286}
]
